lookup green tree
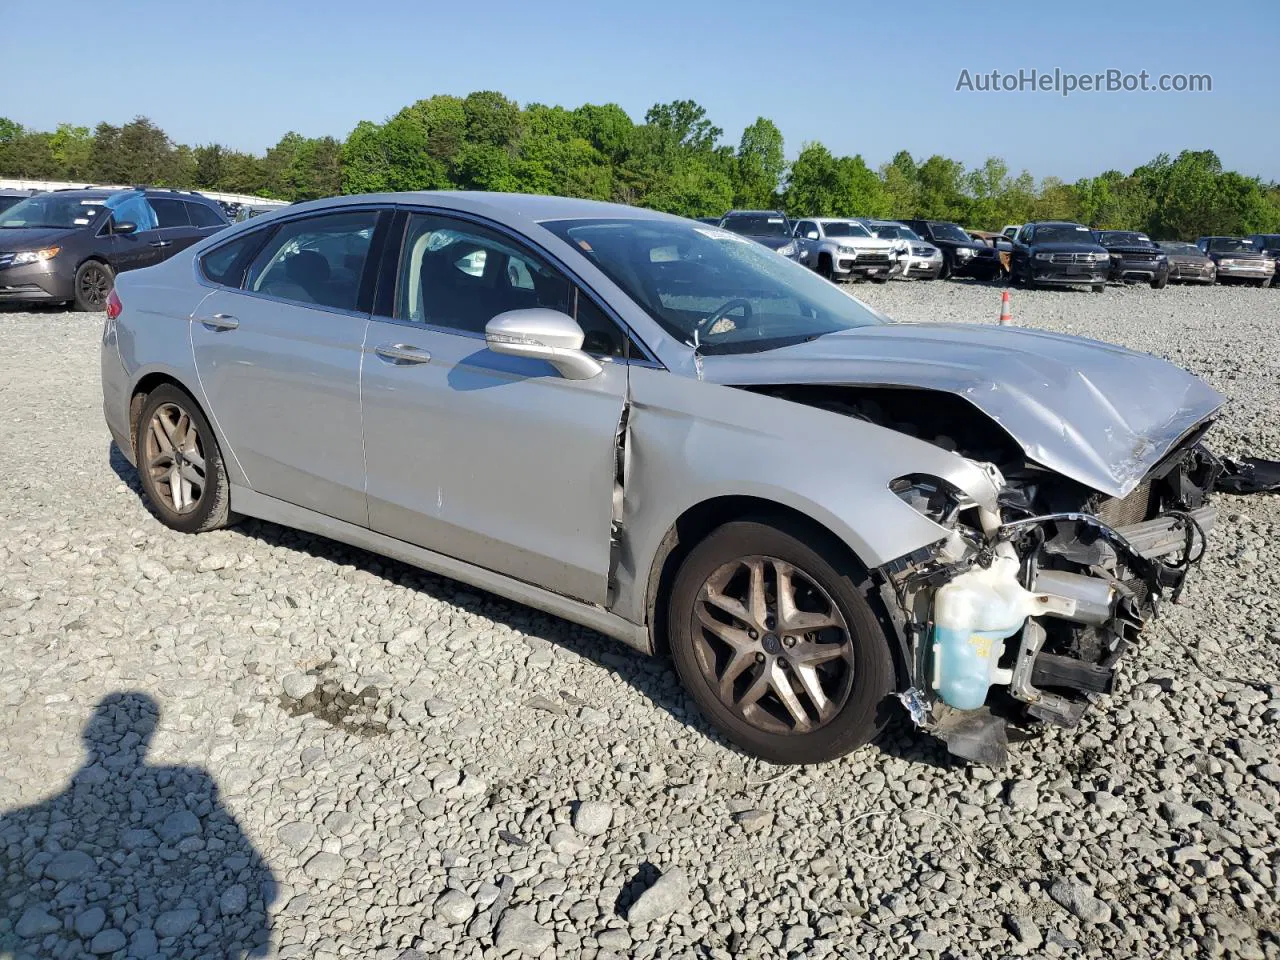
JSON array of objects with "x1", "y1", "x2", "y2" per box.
[
  {"x1": 644, "y1": 99, "x2": 722, "y2": 154},
  {"x1": 734, "y1": 117, "x2": 784, "y2": 208},
  {"x1": 915, "y1": 155, "x2": 969, "y2": 222},
  {"x1": 49, "y1": 123, "x2": 92, "y2": 179}
]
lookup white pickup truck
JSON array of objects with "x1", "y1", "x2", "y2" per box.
[{"x1": 791, "y1": 217, "x2": 899, "y2": 282}]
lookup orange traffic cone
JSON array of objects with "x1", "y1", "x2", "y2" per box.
[{"x1": 998, "y1": 290, "x2": 1012, "y2": 325}]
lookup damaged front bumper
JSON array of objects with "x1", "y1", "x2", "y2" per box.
[{"x1": 881, "y1": 441, "x2": 1220, "y2": 765}]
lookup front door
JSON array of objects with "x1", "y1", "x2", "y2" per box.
[
  {"x1": 361, "y1": 211, "x2": 629, "y2": 604},
  {"x1": 189, "y1": 207, "x2": 385, "y2": 526}
]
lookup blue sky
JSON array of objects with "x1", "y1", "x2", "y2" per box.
[{"x1": 2, "y1": 0, "x2": 1272, "y2": 183}]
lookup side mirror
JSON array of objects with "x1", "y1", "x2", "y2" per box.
[
  {"x1": 113, "y1": 220, "x2": 138, "y2": 235},
  {"x1": 805, "y1": 230, "x2": 818, "y2": 240},
  {"x1": 485, "y1": 308, "x2": 602, "y2": 380}
]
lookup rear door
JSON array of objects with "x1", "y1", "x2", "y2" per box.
[
  {"x1": 147, "y1": 197, "x2": 195, "y2": 259},
  {"x1": 189, "y1": 207, "x2": 388, "y2": 525},
  {"x1": 102, "y1": 194, "x2": 167, "y2": 271},
  {"x1": 360, "y1": 209, "x2": 630, "y2": 604}
]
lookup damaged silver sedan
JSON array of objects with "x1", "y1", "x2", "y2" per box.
[{"x1": 101, "y1": 192, "x2": 1224, "y2": 765}]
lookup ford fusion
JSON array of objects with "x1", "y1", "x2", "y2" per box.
[{"x1": 102, "y1": 192, "x2": 1223, "y2": 764}]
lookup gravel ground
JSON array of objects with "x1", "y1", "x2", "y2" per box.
[{"x1": 1, "y1": 282, "x2": 1278, "y2": 960}]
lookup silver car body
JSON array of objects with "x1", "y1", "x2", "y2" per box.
[{"x1": 102, "y1": 191, "x2": 1224, "y2": 757}]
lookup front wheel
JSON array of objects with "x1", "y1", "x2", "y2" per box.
[
  {"x1": 1258, "y1": 278, "x2": 1272, "y2": 288},
  {"x1": 135, "y1": 384, "x2": 232, "y2": 534},
  {"x1": 73, "y1": 260, "x2": 114, "y2": 312},
  {"x1": 938, "y1": 258, "x2": 952, "y2": 280},
  {"x1": 1151, "y1": 274, "x2": 1169, "y2": 290},
  {"x1": 1092, "y1": 284, "x2": 1106, "y2": 293},
  {"x1": 667, "y1": 519, "x2": 894, "y2": 764}
]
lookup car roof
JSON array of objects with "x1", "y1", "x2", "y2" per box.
[
  {"x1": 279, "y1": 191, "x2": 686, "y2": 225},
  {"x1": 721, "y1": 209, "x2": 787, "y2": 217},
  {"x1": 1028, "y1": 220, "x2": 1088, "y2": 227},
  {"x1": 45, "y1": 188, "x2": 120, "y2": 200}
]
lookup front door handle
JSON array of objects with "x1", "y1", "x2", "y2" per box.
[
  {"x1": 198, "y1": 313, "x2": 238, "y2": 331},
  {"x1": 374, "y1": 343, "x2": 431, "y2": 365},
  {"x1": 149, "y1": 240, "x2": 172, "y2": 248}
]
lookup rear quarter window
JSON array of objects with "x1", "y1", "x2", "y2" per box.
[{"x1": 200, "y1": 229, "x2": 269, "y2": 288}]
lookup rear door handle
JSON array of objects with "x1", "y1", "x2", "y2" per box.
[
  {"x1": 149, "y1": 240, "x2": 172, "y2": 248},
  {"x1": 198, "y1": 313, "x2": 238, "y2": 331},
  {"x1": 374, "y1": 343, "x2": 431, "y2": 365}
]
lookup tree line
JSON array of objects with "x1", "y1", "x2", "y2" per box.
[{"x1": 2, "y1": 93, "x2": 1277, "y2": 239}]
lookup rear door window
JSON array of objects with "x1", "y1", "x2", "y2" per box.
[
  {"x1": 149, "y1": 198, "x2": 191, "y2": 228},
  {"x1": 187, "y1": 202, "x2": 226, "y2": 228},
  {"x1": 245, "y1": 210, "x2": 378, "y2": 312}
]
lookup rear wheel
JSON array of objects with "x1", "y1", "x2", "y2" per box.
[
  {"x1": 135, "y1": 385, "x2": 232, "y2": 534},
  {"x1": 667, "y1": 519, "x2": 894, "y2": 764},
  {"x1": 73, "y1": 260, "x2": 114, "y2": 312}
]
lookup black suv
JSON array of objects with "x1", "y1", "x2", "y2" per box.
[
  {"x1": 900, "y1": 219, "x2": 999, "y2": 280},
  {"x1": 1093, "y1": 230, "x2": 1170, "y2": 288},
  {"x1": 1008, "y1": 221, "x2": 1111, "y2": 292},
  {"x1": 0, "y1": 187, "x2": 230, "y2": 310}
]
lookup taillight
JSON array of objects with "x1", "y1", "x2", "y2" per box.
[{"x1": 105, "y1": 289, "x2": 122, "y2": 320}]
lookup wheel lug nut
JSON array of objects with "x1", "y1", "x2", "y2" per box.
[
  {"x1": 783, "y1": 635, "x2": 796, "y2": 648},
  {"x1": 755, "y1": 652, "x2": 766, "y2": 663},
  {"x1": 747, "y1": 629, "x2": 758, "y2": 640}
]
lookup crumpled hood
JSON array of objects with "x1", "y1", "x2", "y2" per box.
[
  {"x1": 700, "y1": 322, "x2": 1225, "y2": 497},
  {"x1": 0, "y1": 226, "x2": 75, "y2": 250}
]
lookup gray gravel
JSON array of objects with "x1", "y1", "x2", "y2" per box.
[{"x1": 2, "y1": 284, "x2": 1279, "y2": 959}]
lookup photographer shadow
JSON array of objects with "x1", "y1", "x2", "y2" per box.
[{"x1": 0, "y1": 692, "x2": 277, "y2": 959}]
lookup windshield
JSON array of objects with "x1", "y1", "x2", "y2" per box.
[
  {"x1": 926, "y1": 222, "x2": 972, "y2": 243},
  {"x1": 543, "y1": 218, "x2": 885, "y2": 354},
  {"x1": 720, "y1": 214, "x2": 791, "y2": 238},
  {"x1": 1207, "y1": 237, "x2": 1256, "y2": 253},
  {"x1": 1256, "y1": 235, "x2": 1280, "y2": 248},
  {"x1": 1098, "y1": 231, "x2": 1151, "y2": 245},
  {"x1": 821, "y1": 221, "x2": 873, "y2": 239},
  {"x1": 1159, "y1": 242, "x2": 1200, "y2": 256},
  {"x1": 1032, "y1": 223, "x2": 1096, "y2": 244},
  {"x1": 0, "y1": 194, "x2": 110, "y2": 229}
]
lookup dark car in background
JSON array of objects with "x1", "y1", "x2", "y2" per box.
[
  {"x1": 1196, "y1": 236, "x2": 1274, "y2": 287},
  {"x1": 0, "y1": 187, "x2": 230, "y2": 310},
  {"x1": 1007, "y1": 222, "x2": 1111, "y2": 292},
  {"x1": 1158, "y1": 241, "x2": 1217, "y2": 284},
  {"x1": 0, "y1": 188, "x2": 36, "y2": 216},
  {"x1": 1247, "y1": 234, "x2": 1280, "y2": 266},
  {"x1": 717, "y1": 209, "x2": 799, "y2": 258},
  {"x1": 1093, "y1": 230, "x2": 1170, "y2": 288},
  {"x1": 900, "y1": 219, "x2": 1000, "y2": 280}
]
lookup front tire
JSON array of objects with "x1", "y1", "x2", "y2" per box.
[
  {"x1": 1092, "y1": 283, "x2": 1106, "y2": 293},
  {"x1": 1151, "y1": 273, "x2": 1168, "y2": 290},
  {"x1": 135, "y1": 384, "x2": 232, "y2": 534},
  {"x1": 667, "y1": 519, "x2": 894, "y2": 764},
  {"x1": 817, "y1": 254, "x2": 834, "y2": 282},
  {"x1": 73, "y1": 260, "x2": 114, "y2": 312}
]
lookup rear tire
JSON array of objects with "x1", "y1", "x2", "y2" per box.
[
  {"x1": 134, "y1": 384, "x2": 232, "y2": 534},
  {"x1": 667, "y1": 518, "x2": 894, "y2": 764},
  {"x1": 73, "y1": 260, "x2": 114, "y2": 312}
]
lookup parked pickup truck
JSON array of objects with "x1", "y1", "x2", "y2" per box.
[{"x1": 792, "y1": 217, "x2": 898, "y2": 282}]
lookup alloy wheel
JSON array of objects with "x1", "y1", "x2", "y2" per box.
[
  {"x1": 692, "y1": 556, "x2": 854, "y2": 735},
  {"x1": 144, "y1": 403, "x2": 207, "y2": 514},
  {"x1": 79, "y1": 266, "x2": 111, "y2": 307}
]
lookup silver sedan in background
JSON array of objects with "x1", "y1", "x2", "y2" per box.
[{"x1": 102, "y1": 192, "x2": 1224, "y2": 765}]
